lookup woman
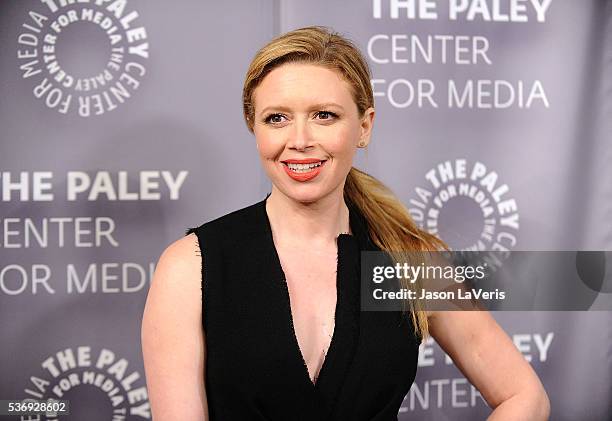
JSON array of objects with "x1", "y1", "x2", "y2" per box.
[{"x1": 141, "y1": 26, "x2": 550, "y2": 420}]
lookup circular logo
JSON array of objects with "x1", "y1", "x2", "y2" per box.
[
  {"x1": 21, "y1": 346, "x2": 150, "y2": 419},
  {"x1": 17, "y1": 0, "x2": 149, "y2": 117},
  {"x1": 408, "y1": 159, "x2": 520, "y2": 253}
]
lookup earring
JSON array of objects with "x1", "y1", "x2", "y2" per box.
[{"x1": 359, "y1": 141, "x2": 366, "y2": 147}]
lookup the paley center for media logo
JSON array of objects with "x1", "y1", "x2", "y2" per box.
[
  {"x1": 408, "y1": 158, "x2": 519, "y2": 253},
  {"x1": 17, "y1": 0, "x2": 149, "y2": 117},
  {"x1": 22, "y1": 345, "x2": 151, "y2": 419}
]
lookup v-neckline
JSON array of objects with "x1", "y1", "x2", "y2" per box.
[{"x1": 261, "y1": 195, "x2": 353, "y2": 389}]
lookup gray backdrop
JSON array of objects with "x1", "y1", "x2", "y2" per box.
[{"x1": 1, "y1": 0, "x2": 611, "y2": 420}]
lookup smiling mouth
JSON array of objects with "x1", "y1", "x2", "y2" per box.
[{"x1": 281, "y1": 159, "x2": 327, "y2": 173}]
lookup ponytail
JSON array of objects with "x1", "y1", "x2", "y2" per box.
[{"x1": 344, "y1": 167, "x2": 448, "y2": 340}]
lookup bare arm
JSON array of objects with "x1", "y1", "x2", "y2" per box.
[
  {"x1": 428, "y1": 310, "x2": 550, "y2": 420},
  {"x1": 141, "y1": 233, "x2": 208, "y2": 420}
]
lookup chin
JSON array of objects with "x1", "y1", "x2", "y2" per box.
[
  {"x1": 276, "y1": 184, "x2": 330, "y2": 204},
  {"x1": 285, "y1": 190, "x2": 324, "y2": 204}
]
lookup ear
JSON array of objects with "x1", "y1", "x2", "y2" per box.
[{"x1": 357, "y1": 107, "x2": 375, "y2": 148}]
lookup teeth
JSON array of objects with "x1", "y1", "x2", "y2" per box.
[{"x1": 286, "y1": 161, "x2": 322, "y2": 172}]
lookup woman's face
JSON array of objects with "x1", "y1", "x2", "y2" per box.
[{"x1": 252, "y1": 62, "x2": 374, "y2": 204}]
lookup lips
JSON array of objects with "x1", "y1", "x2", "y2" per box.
[{"x1": 280, "y1": 158, "x2": 327, "y2": 182}]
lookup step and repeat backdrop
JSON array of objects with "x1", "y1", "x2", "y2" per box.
[{"x1": 1, "y1": 1, "x2": 611, "y2": 420}]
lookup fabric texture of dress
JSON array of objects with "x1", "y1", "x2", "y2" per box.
[{"x1": 185, "y1": 193, "x2": 421, "y2": 420}]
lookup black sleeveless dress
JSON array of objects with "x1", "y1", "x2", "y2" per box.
[{"x1": 185, "y1": 194, "x2": 421, "y2": 420}]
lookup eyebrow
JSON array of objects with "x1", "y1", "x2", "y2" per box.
[{"x1": 259, "y1": 102, "x2": 345, "y2": 117}]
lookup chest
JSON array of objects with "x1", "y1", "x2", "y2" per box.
[{"x1": 276, "y1": 245, "x2": 339, "y2": 381}]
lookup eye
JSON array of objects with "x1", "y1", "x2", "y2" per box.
[
  {"x1": 264, "y1": 113, "x2": 286, "y2": 124},
  {"x1": 315, "y1": 111, "x2": 338, "y2": 120}
]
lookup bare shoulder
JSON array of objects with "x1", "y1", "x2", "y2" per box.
[
  {"x1": 156, "y1": 233, "x2": 202, "y2": 285},
  {"x1": 142, "y1": 232, "x2": 203, "y2": 345},
  {"x1": 143, "y1": 233, "x2": 203, "y2": 320},
  {"x1": 141, "y1": 232, "x2": 207, "y2": 419}
]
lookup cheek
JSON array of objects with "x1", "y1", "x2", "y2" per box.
[
  {"x1": 255, "y1": 132, "x2": 283, "y2": 161},
  {"x1": 326, "y1": 126, "x2": 358, "y2": 159}
]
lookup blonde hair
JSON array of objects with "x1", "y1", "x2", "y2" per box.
[{"x1": 242, "y1": 26, "x2": 447, "y2": 340}]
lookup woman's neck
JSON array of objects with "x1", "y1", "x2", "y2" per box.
[{"x1": 265, "y1": 187, "x2": 351, "y2": 248}]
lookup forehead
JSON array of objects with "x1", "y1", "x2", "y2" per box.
[{"x1": 253, "y1": 63, "x2": 355, "y2": 111}]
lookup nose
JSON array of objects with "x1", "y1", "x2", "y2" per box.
[{"x1": 287, "y1": 117, "x2": 313, "y2": 151}]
